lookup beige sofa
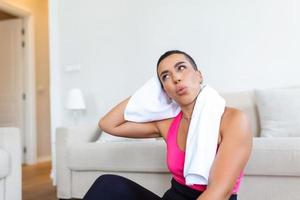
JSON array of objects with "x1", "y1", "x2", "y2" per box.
[
  {"x1": 56, "y1": 89, "x2": 300, "y2": 200},
  {"x1": 0, "y1": 128, "x2": 21, "y2": 200}
]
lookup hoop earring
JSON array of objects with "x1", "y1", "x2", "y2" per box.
[
  {"x1": 167, "y1": 96, "x2": 172, "y2": 104},
  {"x1": 200, "y1": 80, "x2": 204, "y2": 87}
]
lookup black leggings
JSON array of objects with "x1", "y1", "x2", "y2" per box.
[{"x1": 83, "y1": 174, "x2": 237, "y2": 200}]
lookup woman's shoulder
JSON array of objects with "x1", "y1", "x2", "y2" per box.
[
  {"x1": 222, "y1": 107, "x2": 245, "y2": 120},
  {"x1": 220, "y1": 107, "x2": 251, "y2": 138}
]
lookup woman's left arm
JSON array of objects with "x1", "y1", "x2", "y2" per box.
[{"x1": 197, "y1": 109, "x2": 253, "y2": 200}]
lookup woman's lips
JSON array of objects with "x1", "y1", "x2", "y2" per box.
[{"x1": 176, "y1": 86, "x2": 188, "y2": 95}]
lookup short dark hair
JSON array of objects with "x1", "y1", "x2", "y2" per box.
[
  {"x1": 156, "y1": 50, "x2": 198, "y2": 71},
  {"x1": 156, "y1": 50, "x2": 198, "y2": 87}
]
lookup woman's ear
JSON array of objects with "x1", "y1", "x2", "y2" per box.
[{"x1": 196, "y1": 70, "x2": 203, "y2": 84}]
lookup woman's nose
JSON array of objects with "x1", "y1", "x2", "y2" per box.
[{"x1": 172, "y1": 74, "x2": 181, "y2": 84}]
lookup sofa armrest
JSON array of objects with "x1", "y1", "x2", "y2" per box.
[
  {"x1": 245, "y1": 137, "x2": 300, "y2": 176},
  {"x1": 56, "y1": 124, "x2": 102, "y2": 198},
  {"x1": 57, "y1": 123, "x2": 102, "y2": 143},
  {"x1": 0, "y1": 128, "x2": 21, "y2": 200}
]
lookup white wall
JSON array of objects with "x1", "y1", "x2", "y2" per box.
[{"x1": 50, "y1": 0, "x2": 300, "y2": 127}]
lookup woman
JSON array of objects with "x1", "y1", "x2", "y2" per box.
[{"x1": 84, "y1": 50, "x2": 252, "y2": 200}]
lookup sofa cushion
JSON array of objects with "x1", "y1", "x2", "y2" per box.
[
  {"x1": 255, "y1": 87, "x2": 300, "y2": 137},
  {"x1": 245, "y1": 137, "x2": 300, "y2": 176},
  {"x1": 68, "y1": 137, "x2": 300, "y2": 176},
  {"x1": 0, "y1": 148, "x2": 10, "y2": 179},
  {"x1": 67, "y1": 139, "x2": 169, "y2": 172}
]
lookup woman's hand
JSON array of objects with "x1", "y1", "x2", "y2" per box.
[{"x1": 197, "y1": 108, "x2": 253, "y2": 200}]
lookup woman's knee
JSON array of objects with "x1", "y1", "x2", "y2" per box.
[
  {"x1": 85, "y1": 174, "x2": 158, "y2": 200},
  {"x1": 94, "y1": 174, "x2": 126, "y2": 185},
  {"x1": 84, "y1": 174, "x2": 126, "y2": 198},
  {"x1": 99, "y1": 174, "x2": 142, "y2": 192}
]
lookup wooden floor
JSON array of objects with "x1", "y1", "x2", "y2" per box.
[{"x1": 22, "y1": 161, "x2": 57, "y2": 200}]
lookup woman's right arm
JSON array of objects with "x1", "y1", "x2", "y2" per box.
[{"x1": 98, "y1": 97, "x2": 161, "y2": 138}]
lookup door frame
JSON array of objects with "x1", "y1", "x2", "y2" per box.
[{"x1": 0, "y1": 1, "x2": 37, "y2": 164}]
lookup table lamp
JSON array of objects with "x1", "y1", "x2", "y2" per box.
[{"x1": 66, "y1": 88, "x2": 86, "y2": 125}]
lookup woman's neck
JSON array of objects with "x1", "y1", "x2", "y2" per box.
[{"x1": 181, "y1": 101, "x2": 196, "y2": 121}]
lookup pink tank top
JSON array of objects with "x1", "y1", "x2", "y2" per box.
[{"x1": 166, "y1": 111, "x2": 244, "y2": 194}]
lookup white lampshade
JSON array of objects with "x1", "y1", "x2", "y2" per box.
[{"x1": 66, "y1": 88, "x2": 86, "y2": 110}]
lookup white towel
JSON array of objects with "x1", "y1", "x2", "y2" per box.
[
  {"x1": 183, "y1": 84, "x2": 225, "y2": 185},
  {"x1": 124, "y1": 76, "x2": 225, "y2": 185},
  {"x1": 124, "y1": 76, "x2": 181, "y2": 122}
]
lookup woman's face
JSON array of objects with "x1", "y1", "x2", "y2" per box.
[{"x1": 157, "y1": 53, "x2": 203, "y2": 106}]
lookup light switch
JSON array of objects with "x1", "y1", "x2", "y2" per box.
[{"x1": 65, "y1": 64, "x2": 81, "y2": 73}]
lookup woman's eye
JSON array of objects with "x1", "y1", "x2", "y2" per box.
[
  {"x1": 178, "y1": 65, "x2": 186, "y2": 71},
  {"x1": 162, "y1": 74, "x2": 170, "y2": 81}
]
